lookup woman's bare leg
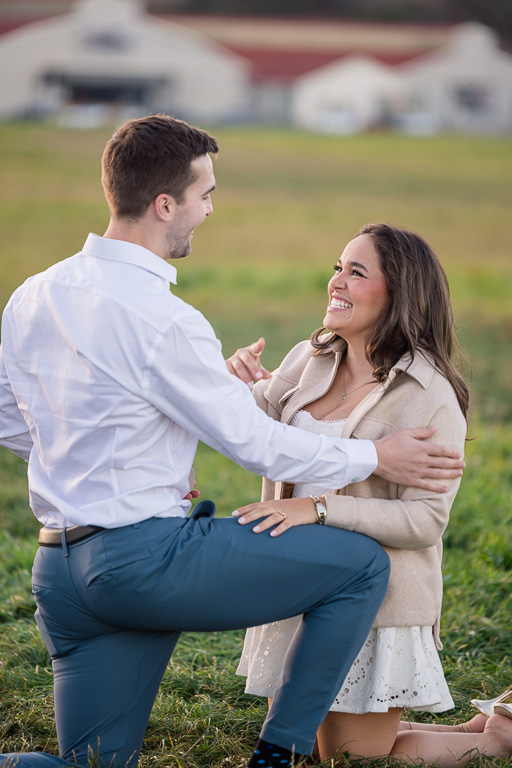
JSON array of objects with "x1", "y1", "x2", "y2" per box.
[
  {"x1": 316, "y1": 709, "x2": 403, "y2": 761},
  {"x1": 391, "y1": 714, "x2": 512, "y2": 766},
  {"x1": 269, "y1": 700, "x2": 510, "y2": 766},
  {"x1": 398, "y1": 713, "x2": 487, "y2": 733}
]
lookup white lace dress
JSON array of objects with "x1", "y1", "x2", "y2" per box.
[{"x1": 237, "y1": 409, "x2": 454, "y2": 714}]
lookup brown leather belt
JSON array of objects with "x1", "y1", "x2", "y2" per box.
[{"x1": 38, "y1": 525, "x2": 104, "y2": 547}]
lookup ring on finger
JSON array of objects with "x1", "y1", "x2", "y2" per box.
[
  {"x1": 277, "y1": 509, "x2": 287, "y2": 519},
  {"x1": 249, "y1": 345, "x2": 262, "y2": 358}
]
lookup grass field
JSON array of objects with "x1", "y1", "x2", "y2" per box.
[{"x1": 0, "y1": 122, "x2": 511, "y2": 767}]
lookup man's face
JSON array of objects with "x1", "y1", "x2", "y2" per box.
[{"x1": 166, "y1": 154, "x2": 216, "y2": 260}]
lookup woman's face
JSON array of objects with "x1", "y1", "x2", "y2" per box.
[{"x1": 323, "y1": 234, "x2": 390, "y2": 342}]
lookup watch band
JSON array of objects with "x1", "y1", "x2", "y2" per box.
[{"x1": 309, "y1": 495, "x2": 327, "y2": 525}]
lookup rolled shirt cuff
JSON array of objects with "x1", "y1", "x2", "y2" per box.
[{"x1": 342, "y1": 438, "x2": 378, "y2": 485}]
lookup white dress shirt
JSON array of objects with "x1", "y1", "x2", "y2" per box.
[{"x1": 0, "y1": 234, "x2": 377, "y2": 528}]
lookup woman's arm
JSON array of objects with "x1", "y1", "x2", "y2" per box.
[
  {"x1": 323, "y1": 488, "x2": 458, "y2": 550},
  {"x1": 233, "y1": 463, "x2": 461, "y2": 545}
]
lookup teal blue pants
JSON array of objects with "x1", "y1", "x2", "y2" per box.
[{"x1": 0, "y1": 501, "x2": 389, "y2": 767}]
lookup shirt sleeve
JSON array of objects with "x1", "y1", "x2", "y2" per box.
[
  {"x1": 145, "y1": 307, "x2": 377, "y2": 488},
  {"x1": 0, "y1": 345, "x2": 33, "y2": 461}
]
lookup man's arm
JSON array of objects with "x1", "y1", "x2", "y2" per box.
[
  {"x1": 373, "y1": 426, "x2": 464, "y2": 492},
  {"x1": 0, "y1": 346, "x2": 33, "y2": 461}
]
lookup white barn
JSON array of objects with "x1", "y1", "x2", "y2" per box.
[
  {"x1": 0, "y1": 6, "x2": 511, "y2": 134},
  {"x1": 0, "y1": 0, "x2": 249, "y2": 124},
  {"x1": 292, "y1": 55, "x2": 406, "y2": 133},
  {"x1": 290, "y1": 21, "x2": 512, "y2": 135},
  {"x1": 401, "y1": 23, "x2": 512, "y2": 134}
]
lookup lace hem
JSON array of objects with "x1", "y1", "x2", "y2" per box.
[{"x1": 237, "y1": 621, "x2": 453, "y2": 714}]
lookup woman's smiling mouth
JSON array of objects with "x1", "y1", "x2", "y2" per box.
[{"x1": 329, "y1": 297, "x2": 352, "y2": 310}]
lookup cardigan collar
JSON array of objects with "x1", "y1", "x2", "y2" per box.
[
  {"x1": 280, "y1": 344, "x2": 436, "y2": 426},
  {"x1": 275, "y1": 346, "x2": 439, "y2": 501}
]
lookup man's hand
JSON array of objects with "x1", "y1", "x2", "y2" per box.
[
  {"x1": 183, "y1": 467, "x2": 200, "y2": 501},
  {"x1": 225, "y1": 337, "x2": 272, "y2": 387},
  {"x1": 373, "y1": 426, "x2": 464, "y2": 492}
]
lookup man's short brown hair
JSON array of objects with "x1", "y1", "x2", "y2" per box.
[{"x1": 101, "y1": 114, "x2": 219, "y2": 220}]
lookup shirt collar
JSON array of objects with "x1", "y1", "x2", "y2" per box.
[
  {"x1": 392, "y1": 351, "x2": 436, "y2": 389},
  {"x1": 81, "y1": 233, "x2": 178, "y2": 285}
]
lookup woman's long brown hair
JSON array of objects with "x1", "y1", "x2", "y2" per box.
[{"x1": 311, "y1": 223, "x2": 469, "y2": 418}]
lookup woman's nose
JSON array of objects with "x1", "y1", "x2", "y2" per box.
[{"x1": 330, "y1": 272, "x2": 347, "y2": 290}]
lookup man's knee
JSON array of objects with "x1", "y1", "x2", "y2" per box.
[
  {"x1": 324, "y1": 528, "x2": 389, "y2": 573},
  {"x1": 358, "y1": 533, "x2": 390, "y2": 580},
  {"x1": 334, "y1": 531, "x2": 390, "y2": 597},
  {"x1": 360, "y1": 538, "x2": 390, "y2": 605}
]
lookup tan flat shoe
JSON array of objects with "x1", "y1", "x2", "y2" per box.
[
  {"x1": 494, "y1": 702, "x2": 512, "y2": 720},
  {"x1": 471, "y1": 688, "x2": 512, "y2": 718}
]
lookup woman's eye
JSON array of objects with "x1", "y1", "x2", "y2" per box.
[
  {"x1": 333, "y1": 265, "x2": 342, "y2": 273},
  {"x1": 352, "y1": 269, "x2": 365, "y2": 278}
]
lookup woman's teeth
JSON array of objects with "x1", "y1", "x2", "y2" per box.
[{"x1": 330, "y1": 298, "x2": 352, "y2": 309}]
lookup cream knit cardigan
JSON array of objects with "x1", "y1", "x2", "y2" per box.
[{"x1": 251, "y1": 338, "x2": 467, "y2": 648}]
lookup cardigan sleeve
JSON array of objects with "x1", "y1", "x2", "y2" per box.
[
  {"x1": 324, "y1": 487, "x2": 459, "y2": 550},
  {"x1": 251, "y1": 339, "x2": 313, "y2": 417},
  {"x1": 252, "y1": 377, "x2": 271, "y2": 414},
  {"x1": 324, "y1": 396, "x2": 467, "y2": 550}
]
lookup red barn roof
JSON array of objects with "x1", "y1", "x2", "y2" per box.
[
  {"x1": 0, "y1": 7, "x2": 455, "y2": 82},
  {"x1": 159, "y1": 14, "x2": 454, "y2": 80}
]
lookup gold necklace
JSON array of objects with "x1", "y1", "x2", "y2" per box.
[{"x1": 340, "y1": 377, "x2": 375, "y2": 400}]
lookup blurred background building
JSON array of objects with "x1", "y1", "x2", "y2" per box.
[{"x1": 0, "y1": 0, "x2": 511, "y2": 133}]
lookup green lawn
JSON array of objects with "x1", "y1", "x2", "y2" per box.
[{"x1": 0, "y1": 123, "x2": 511, "y2": 766}]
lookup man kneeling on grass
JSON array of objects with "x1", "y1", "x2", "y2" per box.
[{"x1": 0, "y1": 114, "x2": 464, "y2": 768}]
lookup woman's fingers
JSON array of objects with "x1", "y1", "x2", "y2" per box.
[
  {"x1": 238, "y1": 343, "x2": 271, "y2": 381},
  {"x1": 232, "y1": 499, "x2": 317, "y2": 536},
  {"x1": 253, "y1": 511, "x2": 288, "y2": 536},
  {"x1": 232, "y1": 503, "x2": 274, "y2": 524},
  {"x1": 225, "y1": 337, "x2": 272, "y2": 385},
  {"x1": 227, "y1": 353, "x2": 256, "y2": 384}
]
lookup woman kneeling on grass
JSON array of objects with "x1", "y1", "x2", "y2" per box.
[{"x1": 227, "y1": 223, "x2": 512, "y2": 766}]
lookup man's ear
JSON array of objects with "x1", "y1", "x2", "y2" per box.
[{"x1": 153, "y1": 193, "x2": 177, "y2": 223}]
